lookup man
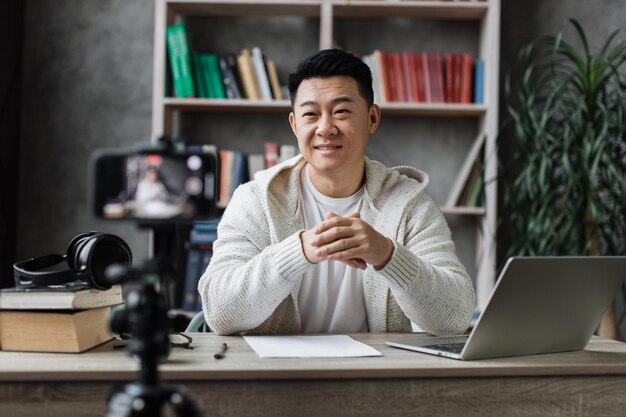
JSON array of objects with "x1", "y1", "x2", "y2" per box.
[{"x1": 199, "y1": 49, "x2": 475, "y2": 335}]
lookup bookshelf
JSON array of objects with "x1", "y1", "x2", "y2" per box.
[{"x1": 151, "y1": 0, "x2": 499, "y2": 310}]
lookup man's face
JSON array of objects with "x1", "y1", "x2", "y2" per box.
[{"x1": 289, "y1": 76, "x2": 380, "y2": 181}]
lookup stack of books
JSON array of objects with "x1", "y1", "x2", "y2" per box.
[
  {"x1": 362, "y1": 50, "x2": 484, "y2": 105},
  {"x1": 166, "y1": 23, "x2": 282, "y2": 101},
  {"x1": 181, "y1": 220, "x2": 219, "y2": 312},
  {"x1": 0, "y1": 285, "x2": 123, "y2": 353},
  {"x1": 217, "y1": 143, "x2": 298, "y2": 208}
]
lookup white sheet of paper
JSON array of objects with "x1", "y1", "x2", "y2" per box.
[{"x1": 243, "y1": 335, "x2": 382, "y2": 358}]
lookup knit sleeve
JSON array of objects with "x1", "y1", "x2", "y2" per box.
[
  {"x1": 198, "y1": 183, "x2": 311, "y2": 335},
  {"x1": 377, "y1": 193, "x2": 476, "y2": 335}
]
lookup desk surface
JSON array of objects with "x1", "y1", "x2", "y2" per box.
[{"x1": 1, "y1": 332, "x2": 626, "y2": 382}]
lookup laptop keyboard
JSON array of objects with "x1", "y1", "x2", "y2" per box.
[{"x1": 423, "y1": 336, "x2": 469, "y2": 354}]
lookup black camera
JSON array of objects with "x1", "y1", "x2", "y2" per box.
[{"x1": 90, "y1": 144, "x2": 217, "y2": 222}]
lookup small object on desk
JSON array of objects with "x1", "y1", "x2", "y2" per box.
[{"x1": 214, "y1": 342, "x2": 228, "y2": 359}]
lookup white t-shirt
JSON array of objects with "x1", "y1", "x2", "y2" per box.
[{"x1": 298, "y1": 164, "x2": 369, "y2": 333}]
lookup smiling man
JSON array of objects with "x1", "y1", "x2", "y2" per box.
[{"x1": 199, "y1": 49, "x2": 475, "y2": 335}]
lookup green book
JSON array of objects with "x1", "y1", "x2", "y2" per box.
[
  {"x1": 192, "y1": 53, "x2": 207, "y2": 98},
  {"x1": 205, "y1": 54, "x2": 226, "y2": 99},
  {"x1": 166, "y1": 25, "x2": 183, "y2": 97},
  {"x1": 167, "y1": 23, "x2": 195, "y2": 98},
  {"x1": 201, "y1": 54, "x2": 215, "y2": 98}
]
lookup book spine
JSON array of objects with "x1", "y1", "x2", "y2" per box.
[
  {"x1": 195, "y1": 250, "x2": 214, "y2": 311},
  {"x1": 181, "y1": 249, "x2": 202, "y2": 311},
  {"x1": 207, "y1": 54, "x2": 226, "y2": 99},
  {"x1": 192, "y1": 53, "x2": 207, "y2": 98},
  {"x1": 266, "y1": 59, "x2": 282, "y2": 100},
  {"x1": 166, "y1": 25, "x2": 183, "y2": 97},
  {"x1": 421, "y1": 52, "x2": 432, "y2": 103},
  {"x1": 461, "y1": 53, "x2": 473, "y2": 104},
  {"x1": 473, "y1": 58, "x2": 484, "y2": 104},
  {"x1": 237, "y1": 48, "x2": 261, "y2": 100},
  {"x1": 174, "y1": 23, "x2": 195, "y2": 98},
  {"x1": 264, "y1": 143, "x2": 280, "y2": 168},
  {"x1": 251, "y1": 47, "x2": 273, "y2": 101},
  {"x1": 218, "y1": 150, "x2": 235, "y2": 207},
  {"x1": 247, "y1": 153, "x2": 265, "y2": 180},
  {"x1": 220, "y1": 55, "x2": 243, "y2": 99},
  {"x1": 231, "y1": 151, "x2": 248, "y2": 192}
]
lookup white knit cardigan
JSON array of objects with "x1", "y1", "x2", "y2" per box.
[{"x1": 199, "y1": 155, "x2": 475, "y2": 335}]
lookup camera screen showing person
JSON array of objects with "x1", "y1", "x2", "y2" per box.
[{"x1": 92, "y1": 151, "x2": 216, "y2": 221}]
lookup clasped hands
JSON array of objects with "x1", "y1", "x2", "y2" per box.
[{"x1": 300, "y1": 212, "x2": 394, "y2": 270}]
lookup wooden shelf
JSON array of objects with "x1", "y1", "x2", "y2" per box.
[
  {"x1": 332, "y1": 1, "x2": 488, "y2": 20},
  {"x1": 441, "y1": 206, "x2": 486, "y2": 216},
  {"x1": 162, "y1": 98, "x2": 486, "y2": 116},
  {"x1": 167, "y1": 0, "x2": 323, "y2": 17}
]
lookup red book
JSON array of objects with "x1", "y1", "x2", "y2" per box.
[
  {"x1": 413, "y1": 53, "x2": 425, "y2": 103},
  {"x1": 420, "y1": 52, "x2": 431, "y2": 103},
  {"x1": 461, "y1": 53, "x2": 474, "y2": 103},
  {"x1": 392, "y1": 52, "x2": 407, "y2": 102},
  {"x1": 407, "y1": 52, "x2": 420, "y2": 102},
  {"x1": 401, "y1": 52, "x2": 414, "y2": 102},
  {"x1": 445, "y1": 53, "x2": 454, "y2": 103},
  {"x1": 454, "y1": 53, "x2": 463, "y2": 103},
  {"x1": 264, "y1": 142, "x2": 280, "y2": 168},
  {"x1": 427, "y1": 53, "x2": 443, "y2": 103}
]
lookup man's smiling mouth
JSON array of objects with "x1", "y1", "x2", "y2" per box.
[{"x1": 314, "y1": 145, "x2": 342, "y2": 150}]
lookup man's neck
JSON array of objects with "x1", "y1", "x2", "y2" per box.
[{"x1": 306, "y1": 162, "x2": 366, "y2": 198}]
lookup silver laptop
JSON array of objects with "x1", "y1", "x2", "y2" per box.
[{"x1": 386, "y1": 256, "x2": 626, "y2": 360}]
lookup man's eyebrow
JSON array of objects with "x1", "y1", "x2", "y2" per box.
[{"x1": 298, "y1": 96, "x2": 354, "y2": 108}]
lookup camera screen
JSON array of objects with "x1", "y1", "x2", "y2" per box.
[{"x1": 92, "y1": 151, "x2": 217, "y2": 221}]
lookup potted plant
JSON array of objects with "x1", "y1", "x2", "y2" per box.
[{"x1": 502, "y1": 19, "x2": 626, "y2": 338}]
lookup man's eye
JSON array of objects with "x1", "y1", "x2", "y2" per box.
[{"x1": 303, "y1": 112, "x2": 316, "y2": 117}]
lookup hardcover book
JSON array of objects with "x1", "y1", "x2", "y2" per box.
[
  {"x1": 0, "y1": 306, "x2": 113, "y2": 353},
  {"x1": 0, "y1": 285, "x2": 123, "y2": 310}
]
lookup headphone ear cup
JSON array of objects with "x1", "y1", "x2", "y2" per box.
[
  {"x1": 66, "y1": 232, "x2": 98, "y2": 270},
  {"x1": 73, "y1": 233, "x2": 132, "y2": 290}
]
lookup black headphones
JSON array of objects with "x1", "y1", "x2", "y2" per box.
[{"x1": 13, "y1": 232, "x2": 132, "y2": 290}]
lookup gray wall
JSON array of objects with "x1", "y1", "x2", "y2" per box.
[
  {"x1": 15, "y1": 1, "x2": 625, "y2": 280},
  {"x1": 17, "y1": 0, "x2": 153, "y2": 264}
]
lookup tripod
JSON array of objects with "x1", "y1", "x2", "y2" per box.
[{"x1": 104, "y1": 260, "x2": 203, "y2": 417}]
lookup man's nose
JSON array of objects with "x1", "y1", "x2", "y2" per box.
[{"x1": 315, "y1": 114, "x2": 337, "y2": 137}]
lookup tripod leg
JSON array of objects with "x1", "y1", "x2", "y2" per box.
[{"x1": 169, "y1": 387, "x2": 204, "y2": 417}]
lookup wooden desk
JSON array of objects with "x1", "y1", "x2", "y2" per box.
[{"x1": 2, "y1": 333, "x2": 626, "y2": 417}]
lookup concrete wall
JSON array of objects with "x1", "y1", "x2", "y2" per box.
[
  {"x1": 15, "y1": 0, "x2": 625, "y2": 283},
  {"x1": 17, "y1": 0, "x2": 154, "y2": 265}
]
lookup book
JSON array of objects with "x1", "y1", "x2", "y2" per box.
[
  {"x1": 264, "y1": 143, "x2": 280, "y2": 168},
  {"x1": 237, "y1": 48, "x2": 261, "y2": 100},
  {"x1": 251, "y1": 47, "x2": 273, "y2": 101},
  {"x1": 247, "y1": 153, "x2": 265, "y2": 179},
  {"x1": 279, "y1": 144, "x2": 297, "y2": 162},
  {"x1": 166, "y1": 23, "x2": 195, "y2": 98},
  {"x1": 220, "y1": 54, "x2": 243, "y2": 99},
  {"x1": 192, "y1": 52, "x2": 208, "y2": 98},
  {"x1": 218, "y1": 149, "x2": 235, "y2": 207},
  {"x1": 195, "y1": 250, "x2": 214, "y2": 311},
  {"x1": 0, "y1": 306, "x2": 113, "y2": 353},
  {"x1": 266, "y1": 59, "x2": 282, "y2": 100},
  {"x1": 445, "y1": 133, "x2": 486, "y2": 207},
  {"x1": 205, "y1": 54, "x2": 226, "y2": 99},
  {"x1": 473, "y1": 57, "x2": 484, "y2": 104},
  {"x1": 231, "y1": 151, "x2": 248, "y2": 192},
  {"x1": 0, "y1": 285, "x2": 122, "y2": 310},
  {"x1": 181, "y1": 249, "x2": 202, "y2": 311},
  {"x1": 460, "y1": 53, "x2": 474, "y2": 103}
]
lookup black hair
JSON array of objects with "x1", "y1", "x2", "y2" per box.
[{"x1": 287, "y1": 49, "x2": 374, "y2": 108}]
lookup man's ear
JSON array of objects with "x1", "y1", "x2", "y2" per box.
[
  {"x1": 289, "y1": 111, "x2": 297, "y2": 136},
  {"x1": 368, "y1": 104, "x2": 381, "y2": 134}
]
